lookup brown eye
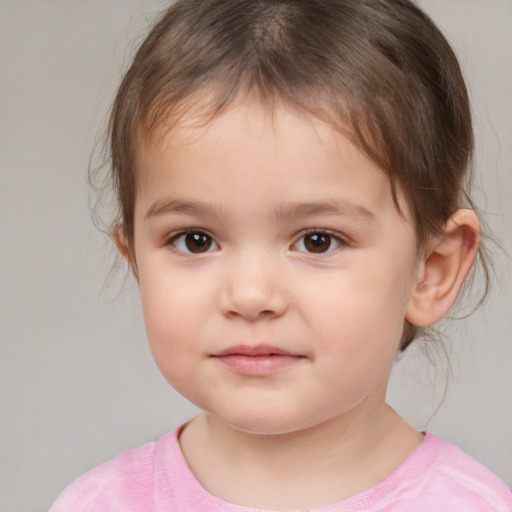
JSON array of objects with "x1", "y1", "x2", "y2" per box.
[
  {"x1": 171, "y1": 231, "x2": 218, "y2": 254},
  {"x1": 185, "y1": 233, "x2": 212, "y2": 253},
  {"x1": 294, "y1": 232, "x2": 342, "y2": 254},
  {"x1": 304, "y1": 233, "x2": 331, "y2": 253}
]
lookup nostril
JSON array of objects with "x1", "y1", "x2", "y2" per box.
[
  {"x1": 225, "y1": 308, "x2": 275, "y2": 321},
  {"x1": 218, "y1": 263, "x2": 288, "y2": 320},
  {"x1": 221, "y1": 290, "x2": 288, "y2": 320}
]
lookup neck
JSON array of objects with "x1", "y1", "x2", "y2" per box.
[{"x1": 179, "y1": 405, "x2": 423, "y2": 510}]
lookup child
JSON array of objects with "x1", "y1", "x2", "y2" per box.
[{"x1": 50, "y1": 0, "x2": 512, "y2": 510}]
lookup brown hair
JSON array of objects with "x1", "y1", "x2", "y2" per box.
[{"x1": 104, "y1": 0, "x2": 490, "y2": 349}]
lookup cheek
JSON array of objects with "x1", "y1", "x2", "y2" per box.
[
  {"x1": 139, "y1": 258, "x2": 213, "y2": 325},
  {"x1": 315, "y1": 268, "x2": 410, "y2": 326},
  {"x1": 138, "y1": 270, "x2": 213, "y2": 373},
  {"x1": 306, "y1": 257, "x2": 413, "y2": 357},
  {"x1": 308, "y1": 284, "x2": 405, "y2": 406}
]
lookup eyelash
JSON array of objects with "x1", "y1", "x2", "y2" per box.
[
  {"x1": 165, "y1": 229, "x2": 347, "y2": 255},
  {"x1": 166, "y1": 229, "x2": 219, "y2": 255},
  {"x1": 292, "y1": 229, "x2": 347, "y2": 254}
]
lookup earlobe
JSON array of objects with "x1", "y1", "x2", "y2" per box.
[
  {"x1": 113, "y1": 226, "x2": 138, "y2": 278},
  {"x1": 405, "y1": 209, "x2": 480, "y2": 327}
]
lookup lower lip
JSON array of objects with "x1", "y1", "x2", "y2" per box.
[{"x1": 213, "y1": 354, "x2": 304, "y2": 376}]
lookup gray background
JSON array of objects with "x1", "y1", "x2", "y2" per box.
[{"x1": 0, "y1": 1, "x2": 510, "y2": 511}]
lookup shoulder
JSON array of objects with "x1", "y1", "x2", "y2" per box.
[
  {"x1": 414, "y1": 434, "x2": 512, "y2": 511},
  {"x1": 48, "y1": 429, "x2": 178, "y2": 512}
]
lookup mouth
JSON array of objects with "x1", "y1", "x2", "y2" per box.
[{"x1": 211, "y1": 344, "x2": 306, "y2": 376}]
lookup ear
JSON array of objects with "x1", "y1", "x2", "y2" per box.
[
  {"x1": 405, "y1": 209, "x2": 480, "y2": 326},
  {"x1": 113, "y1": 226, "x2": 139, "y2": 279}
]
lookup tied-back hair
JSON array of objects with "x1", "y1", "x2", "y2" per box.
[{"x1": 103, "y1": 0, "x2": 490, "y2": 350}]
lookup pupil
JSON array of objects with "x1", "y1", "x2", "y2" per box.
[
  {"x1": 185, "y1": 233, "x2": 212, "y2": 253},
  {"x1": 305, "y1": 233, "x2": 331, "y2": 253}
]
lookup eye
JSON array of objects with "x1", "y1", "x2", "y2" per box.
[
  {"x1": 293, "y1": 231, "x2": 343, "y2": 254},
  {"x1": 169, "y1": 231, "x2": 219, "y2": 254}
]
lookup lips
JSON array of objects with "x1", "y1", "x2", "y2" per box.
[
  {"x1": 214, "y1": 344, "x2": 297, "y2": 357},
  {"x1": 211, "y1": 344, "x2": 305, "y2": 376}
]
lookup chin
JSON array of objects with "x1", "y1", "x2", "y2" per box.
[{"x1": 211, "y1": 410, "x2": 316, "y2": 437}]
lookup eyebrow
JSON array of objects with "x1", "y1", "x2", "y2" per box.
[
  {"x1": 270, "y1": 200, "x2": 375, "y2": 223},
  {"x1": 145, "y1": 198, "x2": 226, "y2": 221},
  {"x1": 144, "y1": 198, "x2": 375, "y2": 223}
]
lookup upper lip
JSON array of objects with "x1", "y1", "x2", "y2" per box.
[{"x1": 212, "y1": 344, "x2": 298, "y2": 357}]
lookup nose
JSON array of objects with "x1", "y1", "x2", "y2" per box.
[{"x1": 218, "y1": 253, "x2": 288, "y2": 321}]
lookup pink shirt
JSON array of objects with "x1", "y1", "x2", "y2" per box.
[{"x1": 50, "y1": 427, "x2": 512, "y2": 511}]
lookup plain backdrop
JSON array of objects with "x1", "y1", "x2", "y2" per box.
[{"x1": 0, "y1": 1, "x2": 511, "y2": 511}]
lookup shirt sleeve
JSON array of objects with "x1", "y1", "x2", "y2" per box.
[{"x1": 48, "y1": 442, "x2": 157, "y2": 512}]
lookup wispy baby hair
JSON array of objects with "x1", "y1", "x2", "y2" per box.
[{"x1": 106, "y1": 0, "x2": 489, "y2": 349}]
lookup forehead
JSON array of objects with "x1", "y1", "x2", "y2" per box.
[
  {"x1": 135, "y1": 100, "x2": 412, "y2": 228},
  {"x1": 143, "y1": 101, "x2": 361, "y2": 172},
  {"x1": 138, "y1": 87, "x2": 398, "y2": 198},
  {"x1": 142, "y1": 99, "x2": 371, "y2": 177}
]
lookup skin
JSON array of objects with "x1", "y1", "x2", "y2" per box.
[{"x1": 117, "y1": 100, "x2": 480, "y2": 510}]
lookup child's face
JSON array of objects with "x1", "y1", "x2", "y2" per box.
[{"x1": 130, "y1": 101, "x2": 421, "y2": 435}]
